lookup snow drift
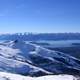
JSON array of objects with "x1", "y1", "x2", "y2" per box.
[{"x1": 0, "y1": 72, "x2": 78, "y2": 80}]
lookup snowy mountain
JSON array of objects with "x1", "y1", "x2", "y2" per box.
[{"x1": 0, "y1": 40, "x2": 80, "y2": 77}]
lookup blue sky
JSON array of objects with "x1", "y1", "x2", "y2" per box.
[{"x1": 0, "y1": 0, "x2": 80, "y2": 33}]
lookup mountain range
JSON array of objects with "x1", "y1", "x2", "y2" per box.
[{"x1": 0, "y1": 40, "x2": 80, "y2": 77}]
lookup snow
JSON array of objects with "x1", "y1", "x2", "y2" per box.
[
  {"x1": 0, "y1": 72, "x2": 77, "y2": 80},
  {"x1": 0, "y1": 40, "x2": 79, "y2": 77},
  {"x1": 0, "y1": 41, "x2": 54, "y2": 75}
]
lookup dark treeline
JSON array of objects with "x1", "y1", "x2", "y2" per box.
[{"x1": 0, "y1": 33, "x2": 80, "y2": 41}]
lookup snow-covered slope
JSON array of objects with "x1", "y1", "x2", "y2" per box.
[
  {"x1": 0, "y1": 40, "x2": 80, "y2": 76},
  {"x1": 0, "y1": 72, "x2": 78, "y2": 80}
]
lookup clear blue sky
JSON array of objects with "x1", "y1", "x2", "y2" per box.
[{"x1": 0, "y1": 0, "x2": 80, "y2": 33}]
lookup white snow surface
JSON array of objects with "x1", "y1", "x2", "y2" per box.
[{"x1": 0, "y1": 72, "x2": 77, "y2": 80}]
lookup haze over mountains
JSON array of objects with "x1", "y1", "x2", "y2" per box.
[{"x1": 0, "y1": 33, "x2": 80, "y2": 41}]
